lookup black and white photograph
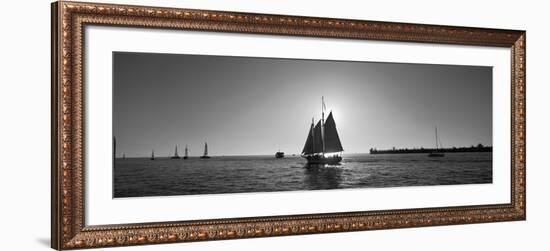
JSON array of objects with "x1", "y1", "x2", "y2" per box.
[{"x1": 113, "y1": 52, "x2": 493, "y2": 198}]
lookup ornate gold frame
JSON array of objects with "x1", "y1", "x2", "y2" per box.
[{"x1": 51, "y1": 1, "x2": 526, "y2": 249}]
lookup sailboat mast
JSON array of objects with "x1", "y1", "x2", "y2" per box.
[
  {"x1": 175, "y1": 145, "x2": 178, "y2": 156},
  {"x1": 311, "y1": 117, "x2": 315, "y2": 155},
  {"x1": 113, "y1": 136, "x2": 116, "y2": 160},
  {"x1": 435, "y1": 126, "x2": 439, "y2": 149},
  {"x1": 321, "y1": 96, "x2": 325, "y2": 155}
]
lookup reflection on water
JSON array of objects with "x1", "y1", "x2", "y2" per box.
[
  {"x1": 303, "y1": 164, "x2": 343, "y2": 190},
  {"x1": 114, "y1": 152, "x2": 492, "y2": 198}
]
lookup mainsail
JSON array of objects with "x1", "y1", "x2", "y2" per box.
[
  {"x1": 323, "y1": 112, "x2": 344, "y2": 153},
  {"x1": 170, "y1": 145, "x2": 181, "y2": 159},
  {"x1": 200, "y1": 142, "x2": 211, "y2": 158}
]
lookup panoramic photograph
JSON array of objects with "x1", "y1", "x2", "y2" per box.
[{"x1": 112, "y1": 52, "x2": 493, "y2": 198}]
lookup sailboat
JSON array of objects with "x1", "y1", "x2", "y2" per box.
[
  {"x1": 113, "y1": 136, "x2": 116, "y2": 162},
  {"x1": 170, "y1": 145, "x2": 181, "y2": 159},
  {"x1": 200, "y1": 142, "x2": 211, "y2": 159},
  {"x1": 301, "y1": 97, "x2": 344, "y2": 165},
  {"x1": 183, "y1": 145, "x2": 189, "y2": 159},
  {"x1": 150, "y1": 149, "x2": 155, "y2": 160},
  {"x1": 428, "y1": 126, "x2": 445, "y2": 157}
]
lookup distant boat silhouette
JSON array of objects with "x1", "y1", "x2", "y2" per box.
[
  {"x1": 275, "y1": 150, "x2": 284, "y2": 158},
  {"x1": 150, "y1": 149, "x2": 155, "y2": 160},
  {"x1": 200, "y1": 142, "x2": 211, "y2": 159},
  {"x1": 113, "y1": 136, "x2": 116, "y2": 162},
  {"x1": 183, "y1": 145, "x2": 189, "y2": 159},
  {"x1": 428, "y1": 126, "x2": 445, "y2": 157},
  {"x1": 122, "y1": 153, "x2": 126, "y2": 160},
  {"x1": 170, "y1": 145, "x2": 181, "y2": 159},
  {"x1": 301, "y1": 97, "x2": 343, "y2": 165}
]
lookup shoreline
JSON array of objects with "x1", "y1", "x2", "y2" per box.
[{"x1": 370, "y1": 146, "x2": 492, "y2": 154}]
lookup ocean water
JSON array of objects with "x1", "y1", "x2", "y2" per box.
[{"x1": 114, "y1": 152, "x2": 492, "y2": 198}]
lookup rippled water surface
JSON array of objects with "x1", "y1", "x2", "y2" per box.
[{"x1": 114, "y1": 152, "x2": 492, "y2": 198}]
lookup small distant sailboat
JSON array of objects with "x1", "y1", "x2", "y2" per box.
[
  {"x1": 122, "y1": 153, "x2": 126, "y2": 160},
  {"x1": 183, "y1": 145, "x2": 189, "y2": 159},
  {"x1": 113, "y1": 136, "x2": 116, "y2": 162},
  {"x1": 275, "y1": 150, "x2": 284, "y2": 158},
  {"x1": 150, "y1": 149, "x2": 155, "y2": 160},
  {"x1": 428, "y1": 126, "x2": 445, "y2": 157},
  {"x1": 200, "y1": 142, "x2": 211, "y2": 159},
  {"x1": 301, "y1": 97, "x2": 344, "y2": 165},
  {"x1": 170, "y1": 145, "x2": 181, "y2": 159}
]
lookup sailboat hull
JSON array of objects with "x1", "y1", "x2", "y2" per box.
[
  {"x1": 428, "y1": 152, "x2": 445, "y2": 157},
  {"x1": 200, "y1": 156, "x2": 210, "y2": 159},
  {"x1": 303, "y1": 155, "x2": 342, "y2": 165}
]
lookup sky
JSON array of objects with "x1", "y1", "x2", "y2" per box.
[{"x1": 113, "y1": 52, "x2": 492, "y2": 157}]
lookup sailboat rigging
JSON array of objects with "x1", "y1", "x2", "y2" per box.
[
  {"x1": 301, "y1": 97, "x2": 344, "y2": 165},
  {"x1": 170, "y1": 145, "x2": 181, "y2": 159},
  {"x1": 183, "y1": 145, "x2": 189, "y2": 159},
  {"x1": 428, "y1": 126, "x2": 445, "y2": 157},
  {"x1": 200, "y1": 142, "x2": 211, "y2": 159}
]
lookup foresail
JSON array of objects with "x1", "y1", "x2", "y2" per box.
[
  {"x1": 324, "y1": 112, "x2": 344, "y2": 152},
  {"x1": 301, "y1": 124, "x2": 314, "y2": 154}
]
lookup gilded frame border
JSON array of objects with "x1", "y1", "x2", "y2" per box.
[{"x1": 51, "y1": 1, "x2": 526, "y2": 249}]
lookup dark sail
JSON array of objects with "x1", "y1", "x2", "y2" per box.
[
  {"x1": 313, "y1": 120, "x2": 323, "y2": 153},
  {"x1": 324, "y1": 112, "x2": 344, "y2": 153},
  {"x1": 200, "y1": 142, "x2": 211, "y2": 158},
  {"x1": 301, "y1": 120, "x2": 324, "y2": 155},
  {"x1": 301, "y1": 123, "x2": 314, "y2": 154},
  {"x1": 170, "y1": 145, "x2": 181, "y2": 159}
]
